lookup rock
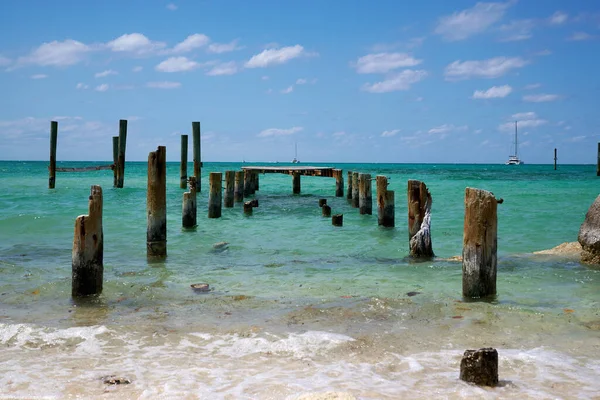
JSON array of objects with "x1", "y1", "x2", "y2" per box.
[
  {"x1": 191, "y1": 283, "x2": 210, "y2": 292},
  {"x1": 578, "y1": 195, "x2": 600, "y2": 264},
  {"x1": 213, "y1": 241, "x2": 229, "y2": 249},
  {"x1": 102, "y1": 375, "x2": 131, "y2": 385},
  {"x1": 533, "y1": 242, "x2": 581, "y2": 256},
  {"x1": 459, "y1": 347, "x2": 498, "y2": 387}
]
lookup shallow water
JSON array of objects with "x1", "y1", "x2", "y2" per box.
[{"x1": 0, "y1": 161, "x2": 599, "y2": 399}]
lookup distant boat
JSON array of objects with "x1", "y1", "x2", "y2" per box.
[
  {"x1": 506, "y1": 121, "x2": 524, "y2": 165},
  {"x1": 291, "y1": 142, "x2": 299, "y2": 163}
]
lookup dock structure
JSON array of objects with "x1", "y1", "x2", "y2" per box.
[{"x1": 241, "y1": 166, "x2": 336, "y2": 195}]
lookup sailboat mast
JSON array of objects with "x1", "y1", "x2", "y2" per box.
[{"x1": 515, "y1": 120, "x2": 518, "y2": 158}]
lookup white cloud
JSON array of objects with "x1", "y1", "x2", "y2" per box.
[
  {"x1": 445, "y1": 56, "x2": 528, "y2": 80},
  {"x1": 95, "y1": 84, "x2": 109, "y2": 92},
  {"x1": 261, "y1": 76, "x2": 269, "y2": 80},
  {"x1": 132, "y1": 66, "x2": 143, "y2": 72},
  {"x1": 258, "y1": 127, "x2": 303, "y2": 137},
  {"x1": 95, "y1": 69, "x2": 118, "y2": 78},
  {"x1": 207, "y1": 39, "x2": 242, "y2": 54},
  {"x1": 381, "y1": 129, "x2": 400, "y2": 137},
  {"x1": 155, "y1": 56, "x2": 200, "y2": 72},
  {"x1": 245, "y1": 45, "x2": 308, "y2": 68},
  {"x1": 523, "y1": 93, "x2": 560, "y2": 102},
  {"x1": 281, "y1": 86, "x2": 294, "y2": 94},
  {"x1": 206, "y1": 61, "x2": 238, "y2": 76},
  {"x1": 166, "y1": 3, "x2": 177, "y2": 11},
  {"x1": 296, "y1": 78, "x2": 307, "y2": 85},
  {"x1": 472, "y1": 85, "x2": 512, "y2": 99},
  {"x1": 428, "y1": 124, "x2": 468, "y2": 135},
  {"x1": 512, "y1": 112, "x2": 538, "y2": 120},
  {"x1": 498, "y1": 19, "x2": 535, "y2": 42},
  {"x1": 172, "y1": 34, "x2": 210, "y2": 53},
  {"x1": 524, "y1": 83, "x2": 541, "y2": 90},
  {"x1": 361, "y1": 69, "x2": 427, "y2": 93},
  {"x1": 549, "y1": 11, "x2": 568, "y2": 25},
  {"x1": 499, "y1": 112, "x2": 547, "y2": 131},
  {"x1": 534, "y1": 49, "x2": 552, "y2": 56},
  {"x1": 0, "y1": 56, "x2": 11, "y2": 66},
  {"x1": 332, "y1": 131, "x2": 346, "y2": 137},
  {"x1": 17, "y1": 39, "x2": 90, "y2": 67},
  {"x1": 354, "y1": 52, "x2": 422, "y2": 74},
  {"x1": 31, "y1": 74, "x2": 47, "y2": 79},
  {"x1": 146, "y1": 81, "x2": 181, "y2": 89},
  {"x1": 76, "y1": 83, "x2": 89, "y2": 90},
  {"x1": 434, "y1": 1, "x2": 511, "y2": 41},
  {"x1": 567, "y1": 135, "x2": 585, "y2": 142},
  {"x1": 106, "y1": 33, "x2": 166, "y2": 55},
  {"x1": 568, "y1": 32, "x2": 594, "y2": 41}
]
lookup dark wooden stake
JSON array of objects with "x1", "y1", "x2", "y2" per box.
[
  {"x1": 116, "y1": 119, "x2": 127, "y2": 188},
  {"x1": 224, "y1": 170, "x2": 235, "y2": 208},
  {"x1": 180, "y1": 134, "x2": 188, "y2": 189},
  {"x1": 49, "y1": 121, "x2": 58, "y2": 189},
  {"x1": 408, "y1": 180, "x2": 433, "y2": 258},
  {"x1": 554, "y1": 148, "x2": 557, "y2": 171},
  {"x1": 292, "y1": 172, "x2": 301, "y2": 194},
  {"x1": 359, "y1": 173, "x2": 372, "y2": 215},
  {"x1": 597, "y1": 143, "x2": 600, "y2": 176},
  {"x1": 376, "y1": 176, "x2": 394, "y2": 227},
  {"x1": 332, "y1": 214, "x2": 343, "y2": 226},
  {"x1": 334, "y1": 169, "x2": 344, "y2": 197},
  {"x1": 319, "y1": 198, "x2": 327, "y2": 207},
  {"x1": 72, "y1": 185, "x2": 103, "y2": 297},
  {"x1": 208, "y1": 172, "x2": 222, "y2": 218},
  {"x1": 351, "y1": 172, "x2": 359, "y2": 208},
  {"x1": 147, "y1": 146, "x2": 167, "y2": 258},
  {"x1": 243, "y1": 201, "x2": 253, "y2": 215},
  {"x1": 322, "y1": 204, "x2": 332, "y2": 217},
  {"x1": 243, "y1": 170, "x2": 253, "y2": 196},
  {"x1": 112, "y1": 136, "x2": 118, "y2": 187},
  {"x1": 346, "y1": 171, "x2": 353, "y2": 201},
  {"x1": 462, "y1": 187, "x2": 498, "y2": 298},
  {"x1": 192, "y1": 121, "x2": 201, "y2": 191},
  {"x1": 182, "y1": 176, "x2": 197, "y2": 228},
  {"x1": 234, "y1": 171, "x2": 244, "y2": 202}
]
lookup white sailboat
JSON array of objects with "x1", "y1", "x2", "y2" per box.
[
  {"x1": 505, "y1": 121, "x2": 523, "y2": 165},
  {"x1": 291, "y1": 142, "x2": 299, "y2": 163}
]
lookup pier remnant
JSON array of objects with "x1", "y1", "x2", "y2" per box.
[
  {"x1": 112, "y1": 136, "x2": 118, "y2": 187},
  {"x1": 334, "y1": 169, "x2": 344, "y2": 197},
  {"x1": 182, "y1": 176, "x2": 197, "y2": 228},
  {"x1": 180, "y1": 135, "x2": 188, "y2": 189},
  {"x1": 116, "y1": 119, "x2": 127, "y2": 188},
  {"x1": 49, "y1": 121, "x2": 58, "y2": 189},
  {"x1": 346, "y1": 171, "x2": 353, "y2": 201},
  {"x1": 292, "y1": 172, "x2": 301, "y2": 194},
  {"x1": 462, "y1": 187, "x2": 498, "y2": 298},
  {"x1": 351, "y1": 172, "x2": 359, "y2": 208},
  {"x1": 408, "y1": 180, "x2": 433, "y2": 257},
  {"x1": 243, "y1": 201, "x2": 253, "y2": 215},
  {"x1": 554, "y1": 148, "x2": 557, "y2": 171},
  {"x1": 376, "y1": 176, "x2": 394, "y2": 227},
  {"x1": 577, "y1": 194, "x2": 600, "y2": 264},
  {"x1": 322, "y1": 204, "x2": 332, "y2": 217},
  {"x1": 224, "y1": 170, "x2": 235, "y2": 208},
  {"x1": 359, "y1": 173, "x2": 372, "y2": 215},
  {"x1": 319, "y1": 199, "x2": 327, "y2": 207},
  {"x1": 72, "y1": 185, "x2": 103, "y2": 297},
  {"x1": 208, "y1": 172, "x2": 222, "y2": 218},
  {"x1": 244, "y1": 170, "x2": 254, "y2": 196},
  {"x1": 597, "y1": 143, "x2": 600, "y2": 176},
  {"x1": 234, "y1": 171, "x2": 244, "y2": 202},
  {"x1": 192, "y1": 121, "x2": 202, "y2": 191},
  {"x1": 147, "y1": 146, "x2": 167, "y2": 258},
  {"x1": 332, "y1": 214, "x2": 343, "y2": 226},
  {"x1": 460, "y1": 348, "x2": 499, "y2": 387}
]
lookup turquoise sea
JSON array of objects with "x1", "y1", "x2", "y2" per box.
[{"x1": 0, "y1": 161, "x2": 599, "y2": 399}]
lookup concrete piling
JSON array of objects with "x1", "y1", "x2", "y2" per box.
[
  {"x1": 182, "y1": 177, "x2": 197, "y2": 228},
  {"x1": 72, "y1": 185, "x2": 103, "y2": 297},
  {"x1": 351, "y1": 172, "x2": 359, "y2": 208},
  {"x1": 358, "y1": 173, "x2": 372, "y2": 215},
  {"x1": 208, "y1": 172, "x2": 222, "y2": 218},
  {"x1": 49, "y1": 121, "x2": 58, "y2": 189},
  {"x1": 180, "y1": 135, "x2": 188, "y2": 189},
  {"x1": 192, "y1": 121, "x2": 201, "y2": 191},
  {"x1": 224, "y1": 170, "x2": 235, "y2": 208},
  {"x1": 147, "y1": 146, "x2": 167, "y2": 258},
  {"x1": 116, "y1": 119, "x2": 127, "y2": 188},
  {"x1": 234, "y1": 171, "x2": 244, "y2": 202},
  {"x1": 292, "y1": 172, "x2": 301, "y2": 194}
]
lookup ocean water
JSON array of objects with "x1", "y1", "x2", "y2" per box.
[{"x1": 0, "y1": 161, "x2": 599, "y2": 399}]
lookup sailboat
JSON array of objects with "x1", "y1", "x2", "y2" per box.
[
  {"x1": 291, "y1": 142, "x2": 299, "y2": 163},
  {"x1": 505, "y1": 121, "x2": 523, "y2": 165}
]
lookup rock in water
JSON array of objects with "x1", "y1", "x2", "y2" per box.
[
  {"x1": 102, "y1": 375, "x2": 131, "y2": 385},
  {"x1": 578, "y1": 195, "x2": 600, "y2": 264},
  {"x1": 459, "y1": 348, "x2": 498, "y2": 386}
]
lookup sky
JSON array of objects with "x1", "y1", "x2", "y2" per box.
[{"x1": 0, "y1": 0, "x2": 599, "y2": 164}]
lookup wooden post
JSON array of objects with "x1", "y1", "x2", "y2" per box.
[
  {"x1": 112, "y1": 136, "x2": 118, "y2": 187},
  {"x1": 147, "y1": 146, "x2": 167, "y2": 258},
  {"x1": 596, "y1": 143, "x2": 600, "y2": 176},
  {"x1": 359, "y1": 173, "x2": 372, "y2": 215},
  {"x1": 554, "y1": 148, "x2": 557, "y2": 171},
  {"x1": 72, "y1": 185, "x2": 103, "y2": 297},
  {"x1": 224, "y1": 170, "x2": 235, "y2": 208},
  {"x1": 377, "y1": 176, "x2": 393, "y2": 227},
  {"x1": 292, "y1": 172, "x2": 301, "y2": 194},
  {"x1": 332, "y1": 214, "x2": 343, "y2": 226},
  {"x1": 243, "y1": 201, "x2": 253, "y2": 215},
  {"x1": 49, "y1": 121, "x2": 58, "y2": 189},
  {"x1": 116, "y1": 119, "x2": 127, "y2": 188},
  {"x1": 346, "y1": 171, "x2": 353, "y2": 201},
  {"x1": 192, "y1": 121, "x2": 201, "y2": 191},
  {"x1": 351, "y1": 172, "x2": 359, "y2": 208},
  {"x1": 180, "y1": 135, "x2": 188, "y2": 189},
  {"x1": 234, "y1": 171, "x2": 244, "y2": 202},
  {"x1": 182, "y1": 177, "x2": 197, "y2": 228},
  {"x1": 334, "y1": 169, "x2": 344, "y2": 197},
  {"x1": 244, "y1": 170, "x2": 253, "y2": 196},
  {"x1": 254, "y1": 172, "x2": 259, "y2": 191},
  {"x1": 408, "y1": 180, "x2": 433, "y2": 258},
  {"x1": 208, "y1": 172, "x2": 222, "y2": 218},
  {"x1": 322, "y1": 204, "x2": 332, "y2": 217},
  {"x1": 319, "y1": 199, "x2": 327, "y2": 207},
  {"x1": 462, "y1": 187, "x2": 498, "y2": 298}
]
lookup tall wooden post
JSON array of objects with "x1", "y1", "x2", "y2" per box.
[
  {"x1": 180, "y1": 135, "x2": 188, "y2": 189},
  {"x1": 193, "y1": 121, "x2": 202, "y2": 191},
  {"x1": 243, "y1": 170, "x2": 252, "y2": 196},
  {"x1": 596, "y1": 143, "x2": 600, "y2": 176},
  {"x1": 377, "y1": 176, "x2": 394, "y2": 227},
  {"x1": 208, "y1": 172, "x2": 222, "y2": 218},
  {"x1": 112, "y1": 136, "x2": 118, "y2": 187},
  {"x1": 254, "y1": 172, "x2": 259, "y2": 191},
  {"x1": 116, "y1": 119, "x2": 127, "y2": 188},
  {"x1": 72, "y1": 185, "x2": 103, "y2": 297},
  {"x1": 147, "y1": 146, "x2": 167, "y2": 258},
  {"x1": 463, "y1": 188, "x2": 498, "y2": 298},
  {"x1": 346, "y1": 171, "x2": 353, "y2": 201},
  {"x1": 182, "y1": 176, "x2": 197, "y2": 228},
  {"x1": 408, "y1": 180, "x2": 433, "y2": 258},
  {"x1": 234, "y1": 171, "x2": 244, "y2": 202},
  {"x1": 359, "y1": 173, "x2": 372, "y2": 215},
  {"x1": 292, "y1": 172, "x2": 301, "y2": 194},
  {"x1": 351, "y1": 172, "x2": 359, "y2": 208},
  {"x1": 334, "y1": 169, "x2": 344, "y2": 197},
  {"x1": 224, "y1": 170, "x2": 235, "y2": 208},
  {"x1": 49, "y1": 121, "x2": 58, "y2": 189}
]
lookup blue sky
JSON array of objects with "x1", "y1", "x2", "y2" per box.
[{"x1": 0, "y1": 0, "x2": 599, "y2": 163}]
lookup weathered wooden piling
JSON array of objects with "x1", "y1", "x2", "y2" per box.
[
  {"x1": 346, "y1": 171, "x2": 353, "y2": 201},
  {"x1": 234, "y1": 171, "x2": 244, "y2": 202},
  {"x1": 408, "y1": 180, "x2": 434, "y2": 257},
  {"x1": 376, "y1": 176, "x2": 394, "y2": 227},
  {"x1": 208, "y1": 172, "x2": 222, "y2": 218},
  {"x1": 116, "y1": 119, "x2": 127, "y2": 188},
  {"x1": 292, "y1": 172, "x2": 301, "y2": 194},
  {"x1": 322, "y1": 204, "x2": 332, "y2": 217},
  {"x1": 49, "y1": 121, "x2": 58, "y2": 189},
  {"x1": 112, "y1": 136, "x2": 118, "y2": 187},
  {"x1": 332, "y1": 214, "x2": 343, "y2": 226},
  {"x1": 224, "y1": 170, "x2": 235, "y2": 208},
  {"x1": 72, "y1": 185, "x2": 103, "y2": 297},
  {"x1": 351, "y1": 172, "x2": 359, "y2": 208},
  {"x1": 460, "y1": 348, "x2": 499, "y2": 387},
  {"x1": 250, "y1": 199, "x2": 259, "y2": 207},
  {"x1": 243, "y1": 201, "x2": 253, "y2": 215},
  {"x1": 244, "y1": 170, "x2": 253, "y2": 196},
  {"x1": 182, "y1": 177, "x2": 197, "y2": 228},
  {"x1": 358, "y1": 173, "x2": 372, "y2": 215},
  {"x1": 180, "y1": 135, "x2": 188, "y2": 189},
  {"x1": 334, "y1": 169, "x2": 344, "y2": 197},
  {"x1": 462, "y1": 187, "x2": 498, "y2": 298},
  {"x1": 554, "y1": 148, "x2": 557, "y2": 171},
  {"x1": 192, "y1": 121, "x2": 201, "y2": 191},
  {"x1": 147, "y1": 146, "x2": 167, "y2": 257},
  {"x1": 319, "y1": 199, "x2": 327, "y2": 207},
  {"x1": 254, "y1": 172, "x2": 259, "y2": 191},
  {"x1": 596, "y1": 143, "x2": 600, "y2": 176}
]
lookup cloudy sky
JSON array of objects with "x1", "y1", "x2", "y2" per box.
[{"x1": 1, "y1": 0, "x2": 599, "y2": 163}]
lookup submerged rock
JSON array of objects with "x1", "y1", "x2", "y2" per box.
[
  {"x1": 102, "y1": 375, "x2": 131, "y2": 385},
  {"x1": 578, "y1": 195, "x2": 600, "y2": 264},
  {"x1": 459, "y1": 347, "x2": 498, "y2": 387},
  {"x1": 533, "y1": 242, "x2": 581, "y2": 256}
]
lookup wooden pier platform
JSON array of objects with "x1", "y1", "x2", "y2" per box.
[{"x1": 241, "y1": 165, "x2": 335, "y2": 177}]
